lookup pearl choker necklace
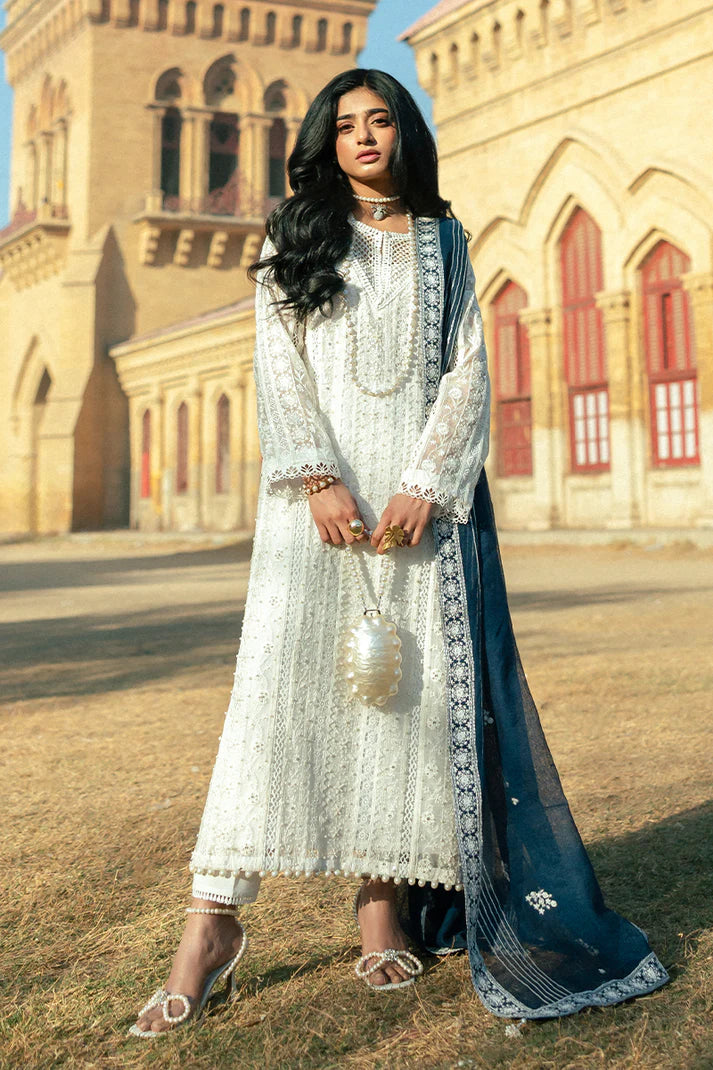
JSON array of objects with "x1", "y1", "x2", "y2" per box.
[{"x1": 354, "y1": 193, "x2": 400, "y2": 221}]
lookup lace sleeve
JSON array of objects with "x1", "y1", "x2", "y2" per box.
[
  {"x1": 399, "y1": 258, "x2": 490, "y2": 524},
  {"x1": 253, "y1": 240, "x2": 341, "y2": 498}
]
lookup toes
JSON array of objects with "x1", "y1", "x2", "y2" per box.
[
  {"x1": 369, "y1": 968, "x2": 389, "y2": 987},
  {"x1": 384, "y1": 965, "x2": 408, "y2": 986}
]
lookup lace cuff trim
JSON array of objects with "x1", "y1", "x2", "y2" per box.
[
  {"x1": 264, "y1": 459, "x2": 341, "y2": 500},
  {"x1": 399, "y1": 480, "x2": 472, "y2": 525}
]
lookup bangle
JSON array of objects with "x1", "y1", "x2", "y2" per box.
[{"x1": 302, "y1": 474, "x2": 336, "y2": 496}]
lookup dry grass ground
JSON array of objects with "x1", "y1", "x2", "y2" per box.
[{"x1": 0, "y1": 533, "x2": 712, "y2": 1070}]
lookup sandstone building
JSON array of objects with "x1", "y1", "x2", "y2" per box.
[
  {"x1": 404, "y1": 0, "x2": 713, "y2": 529},
  {"x1": 0, "y1": 0, "x2": 375, "y2": 534},
  {"x1": 3, "y1": 0, "x2": 712, "y2": 535}
]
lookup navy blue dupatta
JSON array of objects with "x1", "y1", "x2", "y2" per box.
[{"x1": 398, "y1": 217, "x2": 669, "y2": 1018}]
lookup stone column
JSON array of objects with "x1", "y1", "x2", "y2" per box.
[
  {"x1": 149, "y1": 107, "x2": 164, "y2": 203},
  {"x1": 51, "y1": 119, "x2": 68, "y2": 213},
  {"x1": 596, "y1": 289, "x2": 640, "y2": 527},
  {"x1": 682, "y1": 271, "x2": 713, "y2": 526},
  {"x1": 38, "y1": 131, "x2": 53, "y2": 207},
  {"x1": 241, "y1": 115, "x2": 272, "y2": 216},
  {"x1": 519, "y1": 308, "x2": 560, "y2": 528},
  {"x1": 183, "y1": 110, "x2": 210, "y2": 213},
  {"x1": 284, "y1": 117, "x2": 303, "y2": 192}
]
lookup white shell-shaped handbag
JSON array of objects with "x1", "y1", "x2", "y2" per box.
[{"x1": 344, "y1": 609, "x2": 403, "y2": 707}]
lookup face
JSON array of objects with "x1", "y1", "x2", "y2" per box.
[{"x1": 334, "y1": 86, "x2": 397, "y2": 190}]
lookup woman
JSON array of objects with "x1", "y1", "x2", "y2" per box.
[{"x1": 130, "y1": 69, "x2": 667, "y2": 1036}]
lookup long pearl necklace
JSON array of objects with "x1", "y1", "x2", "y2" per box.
[
  {"x1": 345, "y1": 211, "x2": 420, "y2": 399},
  {"x1": 355, "y1": 193, "x2": 400, "y2": 220}
]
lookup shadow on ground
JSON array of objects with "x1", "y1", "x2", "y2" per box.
[
  {"x1": 0, "y1": 539, "x2": 254, "y2": 593},
  {"x1": 0, "y1": 601, "x2": 246, "y2": 702}
]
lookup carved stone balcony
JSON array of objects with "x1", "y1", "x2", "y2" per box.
[
  {"x1": 134, "y1": 189, "x2": 266, "y2": 268},
  {"x1": 0, "y1": 202, "x2": 70, "y2": 290}
]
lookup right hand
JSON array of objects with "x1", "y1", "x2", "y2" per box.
[{"x1": 306, "y1": 480, "x2": 369, "y2": 545}]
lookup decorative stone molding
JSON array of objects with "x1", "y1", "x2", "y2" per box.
[
  {"x1": 0, "y1": 214, "x2": 70, "y2": 290},
  {"x1": 240, "y1": 232, "x2": 263, "y2": 269},
  {"x1": 173, "y1": 228, "x2": 195, "y2": 266},
  {"x1": 138, "y1": 223, "x2": 161, "y2": 265},
  {"x1": 595, "y1": 289, "x2": 631, "y2": 323},
  {"x1": 681, "y1": 271, "x2": 713, "y2": 306},
  {"x1": 519, "y1": 307, "x2": 553, "y2": 338},
  {"x1": 2, "y1": 0, "x2": 375, "y2": 86},
  {"x1": 207, "y1": 230, "x2": 229, "y2": 269},
  {"x1": 134, "y1": 198, "x2": 264, "y2": 268}
]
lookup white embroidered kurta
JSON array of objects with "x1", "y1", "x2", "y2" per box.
[{"x1": 190, "y1": 217, "x2": 490, "y2": 897}]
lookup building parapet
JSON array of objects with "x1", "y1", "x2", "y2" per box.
[
  {"x1": 402, "y1": 0, "x2": 712, "y2": 120},
  {"x1": 2, "y1": 0, "x2": 375, "y2": 87}
]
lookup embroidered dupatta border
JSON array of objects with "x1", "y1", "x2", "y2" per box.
[{"x1": 415, "y1": 216, "x2": 669, "y2": 1018}]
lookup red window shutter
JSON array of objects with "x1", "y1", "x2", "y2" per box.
[
  {"x1": 176, "y1": 402, "x2": 189, "y2": 493},
  {"x1": 140, "y1": 409, "x2": 151, "y2": 499},
  {"x1": 641, "y1": 241, "x2": 698, "y2": 467},
  {"x1": 560, "y1": 209, "x2": 610, "y2": 471},
  {"x1": 494, "y1": 281, "x2": 532, "y2": 477}
]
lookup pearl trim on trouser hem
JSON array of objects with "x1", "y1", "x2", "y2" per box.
[{"x1": 191, "y1": 867, "x2": 464, "y2": 907}]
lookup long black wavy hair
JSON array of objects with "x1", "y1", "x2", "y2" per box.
[{"x1": 249, "y1": 68, "x2": 452, "y2": 320}]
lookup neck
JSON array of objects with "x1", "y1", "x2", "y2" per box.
[{"x1": 348, "y1": 177, "x2": 398, "y2": 199}]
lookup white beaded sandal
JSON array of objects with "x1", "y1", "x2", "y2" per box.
[
  {"x1": 353, "y1": 886, "x2": 424, "y2": 992},
  {"x1": 128, "y1": 907, "x2": 247, "y2": 1038}
]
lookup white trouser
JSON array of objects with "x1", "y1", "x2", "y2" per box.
[{"x1": 191, "y1": 872, "x2": 262, "y2": 906}]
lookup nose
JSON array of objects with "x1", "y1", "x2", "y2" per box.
[{"x1": 356, "y1": 121, "x2": 376, "y2": 144}]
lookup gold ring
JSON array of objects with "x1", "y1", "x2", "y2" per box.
[
  {"x1": 383, "y1": 524, "x2": 406, "y2": 550},
  {"x1": 348, "y1": 518, "x2": 365, "y2": 537}
]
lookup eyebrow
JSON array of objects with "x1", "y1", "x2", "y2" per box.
[{"x1": 336, "y1": 107, "x2": 390, "y2": 121}]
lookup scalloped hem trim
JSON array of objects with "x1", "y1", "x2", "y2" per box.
[{"x1": 190, "y1": 864, "x2": 463, "y2": 893}]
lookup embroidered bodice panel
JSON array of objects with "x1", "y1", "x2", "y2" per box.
[
  {"x1": 254, "y1": 220, "x2": 491, "y2": 524},
  {"x1": 190, "y1": 220, "x2": 490, "y2": 889}
]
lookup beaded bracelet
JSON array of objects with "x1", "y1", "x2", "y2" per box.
[{"x1": 302, "y1": 474, "x2": 337, "y2": 496}]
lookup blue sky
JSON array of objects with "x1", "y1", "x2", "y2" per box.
[{"x1": 0, "y1": 0, "x2": 436, "y2": 227}]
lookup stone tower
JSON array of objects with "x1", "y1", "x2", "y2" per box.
[{"x1": 0, "y1": 0, "x2": 376, "y2": 534}]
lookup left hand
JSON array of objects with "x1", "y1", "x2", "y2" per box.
[{"x1": 371, "y1": 494, "x2": 435, "y2": 555}]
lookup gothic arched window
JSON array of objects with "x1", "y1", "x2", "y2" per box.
[
  {"x1": 560, "y1": 208, "x2": 609, "y2": 472},
  {"x1": 641, "y1": 241, "x2": 698, "y2": 467},
  {"x1": 212, "y1": 3, "x2": 224, "y2": 36},
  {"x1": 160, "y1": 107, "x2": 182, "y2": 209},
  {"x1": 208, "y1": 112, "x2": 239, "y2": 214},
  {"x1": 239, "y1": 6, "x2": 250, "y2": 40},
  {"x1": 185, "y1": 0, "x2": 196, "y2": 34},
  {"x1": 265, "y1": 81, "x2": 287, "y2": 201},
  {"x1": 494, "y1": 281, "x2": 532, "y2": 476},
  {"x1": 216, "y1": 394, "x2": 230, "y2": 493}
]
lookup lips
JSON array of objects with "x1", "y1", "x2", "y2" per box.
[{"x1": 357, "y1": 151, "x2": 380, "y2": 162}]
